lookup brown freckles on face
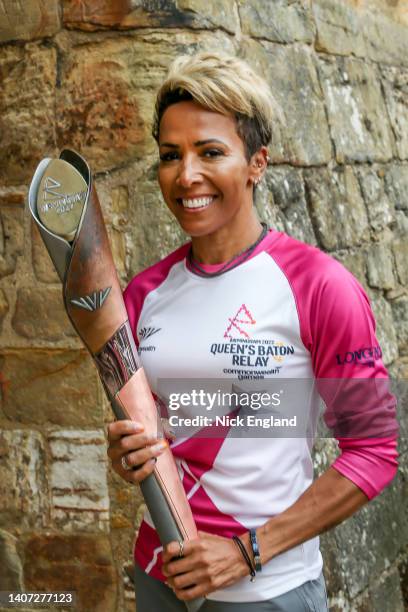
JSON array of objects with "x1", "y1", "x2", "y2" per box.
[{"x1": 157, "y1": 100, "x2": 257, "y2": 238}]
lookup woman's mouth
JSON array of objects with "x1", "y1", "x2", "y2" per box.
[{"x1": 177, "y1": 196, "x2": 217, "y2": 210}]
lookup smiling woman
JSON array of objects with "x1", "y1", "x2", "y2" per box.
[{"x1": 106, "y1": 52, "x2": 398, "y2": 611}]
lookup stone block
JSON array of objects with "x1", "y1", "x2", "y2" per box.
[
  {"x1": 313, "y1": 0, "x2": 366, "y2": 57},
  {"x1": 384, "y1": 164, "x2": 408, "y2": 211},
  {"x1": 381, "y1": 67, "x2": 408, "y2": 161},
  {"x1": 366, "y1": 243, "x2": 396, "y2": 291},
  {"x1": 238, "y1": 0, "x2": 315, "y2": 43},
  {"x1": 239, "y1": 40, "x2": 332, "y2": 166},
  {"x1": 0, "y1": 0, "x2": 60, "y2": 43},
  {"x1": 0, "y1": 206, "x2": 24, "y2": 279},
  {"x1": 12, "y1": 287, "x2": 76, "y2": 341},
  {"x1": 63, "y1": 0, "x2": 238, "y2": 34},
  {"x1": 369, "y1": 294, "x2": 399, "y2": 365},
  {"x1": 0, "y1": 530, "x2": 23, "y2": 590},
  {"x1": 392, "y1": 238, "x2": 408, "y2": 287},
  {"x1": 0, "y1": 349, "x2": 102, "y2": 427},
  {"x1": 24, "y1": 534, "x2": 116, "y2": 612},
  {"x1": 313, "y1": 0, "x2": 408, "y2": 68},
  {"x1": 369, "y1": 568, "x2": 405, "y2": 612},
  {"x1": 304, "y1": 166, "x2": 369, "y2": 251},
  {"x1": 362, "y1": 9, "x2": 408, "y2": 68},
  {"x1": 31, "y1": 221, "x2": 61, "y2": 283},
  {"x1": 267, "y1": 166, "x2": 316, "y2": 245},
  {"x1": 0, "y1": 430, "x2": 49, "y2": 529},
  {"x1": 318, "y1": 56, "x2": 395, "y2": 164},
  {"x1": 391, "y1": 296, "x2": 408, "y2": 354},
  {"x1": 0, "y1": 44, "x2": 56, "y2": 186},
  {"x1": 355, "y1": 167, "x2": 395, "y2": 232},
  {"x1": 49, "y1": 430, "x2": 110, "y2": 531},
  {"x1": 327, "y1": 469, "x2": 407, "y2": 600}
]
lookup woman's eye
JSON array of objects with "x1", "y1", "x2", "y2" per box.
[
  {"x1": 159, "y1": 149, "x2": 223, "y2": 162},
  {"x1": 203, "y1": 149, "x2": 223, "y2": 158},
  {"x1": 159, "y1": 152, "x2": 179, "y2": 162}
]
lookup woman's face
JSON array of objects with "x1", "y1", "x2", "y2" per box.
[{"x1": 158, "y1": 100, "x2": 259, "y2": 238}]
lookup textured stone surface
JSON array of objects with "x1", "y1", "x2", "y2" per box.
[
  {"x1": 24, "y1": 534, "x2": 116, "y2": 612},
  {"x1": 368, "y1": 569, "x2": 405, "y2": 612},
  {"x1": 391, "y1": 296, "x2": 408, "y2": 354},
  {"x1": 0, "y1": 530, "x2": 23, "y2": 589},
  {"x1": 0, "y1": 288, "x2": 9, "y2": 331},
  {"x1": 304, "y1": 166, "x2": 369, "y2": 250},
  {"x1": 0, "y1": 0, "x2": 60, "y2": 43},
  {"x1": 381, "y1": 67, "x2": 408, "y2": 160},
  {"x1": 240, "y1": 40, "x2": 332, "y2": 166},
  {"x1": 0, "y1": 430, "x2": 49, "y2": 528},
  {"x1": 393, "y1": 237, "x2": 408, "y2": 287},
  {"x1": 238, "y1": 0, "x2": 315, "y2": 43},
  {"x1": 355, "y1": 167, "x2": 395, "y2": 232},
  {"x1": 384, "y1": 164, "x2": 408, "y2": 211},
  {"x1": 0, "y1": 206, "x2": 24, "y2": 279},
  {"x1": 369, "y1": 294, "x2": 399, "y2": 365},
  {"x1": 0, "y1": 350, "x2": 101, "y2": 426},
  {"x1": 314, "y1": 0, "x2": 408, "y2": 67},
  {"x1": 329, "y1": 471, "x2": 407, "y2": 599},
  {"x1": 318, "y1": 56, "x2": 395, "y2": 163},
  {"x1": 49, "y1": 430, "x2": 110, "y2": 530},
  {"x1": 63, "y1": 0, "x2": 238, "y2": 34},
  {"x1": 12, "y1": 287, "x2": 76, "y2": 340},
  {"x1": 267, "y1": 166, "x2": 316, "y2": 245},
  {"x1": 366, "y1": 243, "x2": 396, "y2": 290},
  {"x1": 0, "y1": 44, "x2": 56, "y2": 186}
]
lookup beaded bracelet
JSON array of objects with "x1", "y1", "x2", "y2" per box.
[{"x1": 232, "y1": 535, "x2": 256, "y2": 582}]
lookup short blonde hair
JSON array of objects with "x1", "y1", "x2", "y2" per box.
[{"x1": 152, "y1": 51, "x2": 281, "y2": 160}]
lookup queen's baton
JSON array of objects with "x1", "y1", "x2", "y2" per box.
[{"x1": 28, "y1": 149, "x2": 204, "y2": 612}]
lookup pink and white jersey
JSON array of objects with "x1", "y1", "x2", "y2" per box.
[{"x1": 124, "y1": 229, "x2": 398, "y2": 603}]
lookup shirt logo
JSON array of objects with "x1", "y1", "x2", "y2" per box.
[
  {"x1": 224, "y1": 304, "x2": 256, "y2": 339},
  {"x1": 335, "y1": 345, "x2": 382, "y2": 367},
  {"x1": 139, "y1": 326, "x2": 161, "y2": 341}
]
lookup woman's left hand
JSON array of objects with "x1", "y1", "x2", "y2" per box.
[{"x1": 162, "y1": 531, "x2": 250, "y2": 601}]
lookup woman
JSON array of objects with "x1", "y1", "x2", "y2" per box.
[{"x1": 107, "y1": 52, "x2": 398, "y2": 611}]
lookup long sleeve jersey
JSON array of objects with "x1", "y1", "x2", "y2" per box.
[{"x1": 123, "y1": 229, "x2": 398, "y2": 603}]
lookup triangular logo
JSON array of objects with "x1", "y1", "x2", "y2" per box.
[
  {"x1": 43, "y1": 176, "x2": 63, "y2": 198},
  {"x1": 224, "y1": 304, "x2": 256, "y2": 339}
]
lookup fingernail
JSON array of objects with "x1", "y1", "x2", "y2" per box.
[{"x1": 131, "y1": 422, "x2": 144, "y2": 432}]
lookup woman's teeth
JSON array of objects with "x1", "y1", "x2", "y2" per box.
[{"x1": 181, "y1": 196, "x2": 215, "y2": 209}]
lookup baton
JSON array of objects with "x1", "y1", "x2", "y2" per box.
[{"x1": 28, "y1": 149, "x2": 204, "y2": 612}]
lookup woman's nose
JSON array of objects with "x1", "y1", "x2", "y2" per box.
[{"x1": 176, "y1": 157, "x2": 202, "y2": 187}]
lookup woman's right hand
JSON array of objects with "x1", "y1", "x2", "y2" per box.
[{"x1": 107, "y1": 420, "x2": 168, "y2": 484}]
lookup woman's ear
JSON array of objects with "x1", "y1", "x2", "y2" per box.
[{"x1": 249, "y1": 146, "x2": 269, "y2": 187}]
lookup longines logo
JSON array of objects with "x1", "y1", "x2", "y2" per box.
[{"x1": 336, "y1": 345, "x2": 382, "y2": 367}]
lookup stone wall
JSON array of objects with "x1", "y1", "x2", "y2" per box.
[{"x1": 0, "y1": 1, "x2": 407, "y2": 611}]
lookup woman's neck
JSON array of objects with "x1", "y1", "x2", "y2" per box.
[{"x1": 190, "y1": 212, "x2": 263, "y2": 265}]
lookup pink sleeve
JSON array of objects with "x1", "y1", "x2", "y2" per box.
[
  {"x1": 307, "y1": 261, "x2": 398, "y2": 499},
  {"x1": 269, "y1": 235, "x2": 398, "y2": 499}
]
